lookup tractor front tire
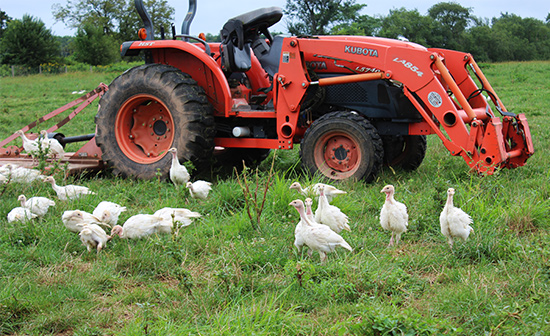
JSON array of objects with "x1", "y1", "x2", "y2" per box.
[
  {"x1": 95, "y1": 64, "x2": 215, "y2": 179},
  {"x1": 300, "y1": 111, "x2": 384, "y2": 182}
]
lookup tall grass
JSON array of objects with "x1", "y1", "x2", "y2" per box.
[{"x1": 0, "y1": 61, "x2": 549, "y2": 335}]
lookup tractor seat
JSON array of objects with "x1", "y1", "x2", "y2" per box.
[{"x1": 220, "y1": 7, "x2": 283, "y2": 73}]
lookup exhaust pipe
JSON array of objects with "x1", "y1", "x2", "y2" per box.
[{"x1": 134, "y1": 0, "x2": 155, "y2": 40}]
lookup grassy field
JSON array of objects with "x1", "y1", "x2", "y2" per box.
[{"x1": 0, "y1": 61, "x2": 549, "y2": 335}]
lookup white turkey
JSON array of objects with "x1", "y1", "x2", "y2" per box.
[
  {"x1": 440, "y1": 188, "x2": 474, "y2": 248},
  {"x1": 186, "y1": 180, "x2": 212, "y2": 200},
  {"x1": 43, "y1": 176, "x2": 96, "y2": 200},
  {"x1": 16, "y1": 130, "x2": 41, "y2": 160},
  {"x1": 294, "y1": 197, "x2": 331, "y2": 254},
  {"x1": 7, "y1": 206, "x2": 38, "y2": 223},
  {"x1": 379, "y1": 184, "x2": 408, "y2": 246},
  {"x1": 1, "y1": 164, "x2": 44, "y2": 183},
  {"x1": 92, "y1": 201, "x2": 127, "y2": 227},
  {"x1": 111, "y1": 214, "x2": 173, "y2": 239},
  {"x1": 289, "y1": 181, "x2": 347, "y2": 203},
  {"x1": 167, "y1": 147, "x2": 190, "y2": 187},
  {"x1": 40, "y1": 130, "x2": 65, "y2": 160},
  {"x1": 153, "y1": 207, "x2": 201, "y2": 227},
  {"x1": 0, "y1": 164, "x2": 17, "y2": 176},
  {"x1": 294, "y1": 198, "x2": 314, "y2": 253},
  {"x1": 61, "y1": 210, "x2": 103, "y2": 233},
  {"x1": 78, "y1": 223, "x2": 111, "y2": 253},
  {"x1": 290, "y1": 199, "x2": 352, "y2": 263},
  {"x1": 314, "y1": 185, "x2": 351, "y2": 233},
  {"x1": 304, "y1": 197, "x2": 315, "y2": 222},
  {"x1": 17, "y1": 194, "x2": 55, "y2": 217}
]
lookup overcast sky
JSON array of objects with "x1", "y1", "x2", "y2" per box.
[{"x1": 2, "y1": 0, "x2": 549, "y2": 37}]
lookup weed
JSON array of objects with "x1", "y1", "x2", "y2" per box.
[{"x1": 234, "y1": 151, "x2": 277, "y2": 231}]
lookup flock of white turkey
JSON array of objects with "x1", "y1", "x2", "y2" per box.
[{"x1": 3, "y1": 131, "x2": 474, "y2": 261}]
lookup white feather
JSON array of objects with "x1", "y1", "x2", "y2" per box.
[
  {"x1": 111, "y1": 214, "x2": 173, "y2": 239},
  {"x1": 380, "y1": 185, "x2": 408, "y2": 246},
  {"x1": 153, "y1": 207, "x2": 201, "y2": 227},
  {"x1": 289, "y1": 182, "x2": 346, "y2": 203},
  {"x1": 290, "y1": 199, "x2": 352, "y2": 263},
  {"x1": 78, "y1": 223, "x2": 111, "y2": 253},
  {"x1": 7, "y1": 207, "x2": 38, "y2": 223},
  {"x1": 43, "y1": 176, "x2": 96, "y2": 200},
  {"x1": 18, "y1": 194, "x2": 55, "y2": 217},
  {"x1": 92, "y1": 201, "x2": 126, "y2": 227},
  {"x1": 440, "y1": 188, "x2": 474, "y2": 248},
  {"x1": 62, "y1": 210, "x2": 103, "y2": 233},
  {"x1": 186, "y1": 180, "x2": 212, "y2": 200},
  {"x1": 314, "y1": 185, "x2": 351, "y2": 233},
  {"x1": 40, "y1": 130, "x2": 65, "y2": 159},
  {"x1": 168, "y1": 147, "x2": 190, "y2": 187}
]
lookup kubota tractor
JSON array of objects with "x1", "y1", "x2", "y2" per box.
[{"x1": 93, "y1": 0, "x2": 533, "y2": 181}]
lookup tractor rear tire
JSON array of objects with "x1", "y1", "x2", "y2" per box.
[
  {"x1": 382, "y1": 135, "x2": 427, "y2": 171},
  {"x1": 300, "y1": 111, "x2": 384, "y2": 182},
  {"x1": 95, "y1": 64, "x2": 215, "y2": 179}
]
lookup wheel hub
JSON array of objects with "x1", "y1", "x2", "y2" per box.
[
  {"x1": 115, "y1": 94, "x2": 175, "y2": 163},
  {"x1": 317, "y1": 133, "x2": 361, "y2": 179},
  {"x1": 153, "y1": 119, "x2": 168, "y2": 136}
]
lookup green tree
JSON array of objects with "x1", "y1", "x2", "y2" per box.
[
  {"x1": 331, "y1": 14, "x2": 381, "y2": 36},
  {"x1": 378, "y1": 8, "x2": 436, "y2": 46},
  {"x1": 284, "y1": 0, "x2": 366, "y2": 35},
  {"x1": 56, "y1": 35, "x2": 75, "y2": 58},
  {"x1": 0, "y1": 9, "x2": 11, "y2": 38},
  {"x1": 117, "y1": 0, "x2": 174, "y2": 41},
  {"x1": 0, "y1": 15, "x2": 60, "y2": 67},
  {"x1": 463, "y1": 13, "x2": 550, "y2": 62},
  {"x1": 53, "y1": 0, "x2": 174, "y2": 40},
  {"x1": 428, "y1": 2, "x2": 472, "y2": 50},
  {"x1": 53, "y1": 0, "x2": 126, "y2": 35},
  {"x1": 462, "y1": 21, "x2": 493, "y2": 62},
  {"x1": 73, "y1": 23, "x2": 119, "y2": 65},
  {"x1": 490, "y1": 14, "x2": 550, "y2": 61}
]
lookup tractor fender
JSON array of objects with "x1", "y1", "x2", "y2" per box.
[{"x1": 121, "y1": 40, "x2": 232, "y2": 115}]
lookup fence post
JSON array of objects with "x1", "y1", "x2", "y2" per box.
[
  {"x1": 65, "y1": 66, "x2": 68, "y2": 73},
  {"x1": 11, "y1": 65, "x2": 15, "y2": 77},
  {"x1": 90, "y1": 65, "x2": 93, "y2": 73},
  {"x1": 39, "y1": 65, "x2": 42, "y2": 74}
]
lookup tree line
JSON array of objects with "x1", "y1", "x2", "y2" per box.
[{"x1": 1, "y1": 0, "x2": 550, "y2": 69}]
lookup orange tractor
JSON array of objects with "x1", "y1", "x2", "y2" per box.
[{"x1": 1, "y1": 0, "x2": 534, "y2": 181}]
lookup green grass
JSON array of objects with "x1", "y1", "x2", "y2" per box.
[{"x1": 0, "y1": 61, "x2": 549, "y2": 335}]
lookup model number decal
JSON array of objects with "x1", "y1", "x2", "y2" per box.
[
  {"x1": 393, "y1": 58, "x2": 423, "y2": 77},
  {"x1": 138, "y1": 42, "x2": 154, "y2": 46},
  {"x1": 355, "y1": 66, "x2": 382, "y2": 73}
]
